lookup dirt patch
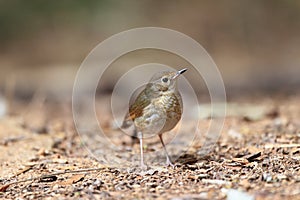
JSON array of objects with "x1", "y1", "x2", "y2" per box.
[{"x1": 0, "y1": 95, "x2": 299, "y2": 199}]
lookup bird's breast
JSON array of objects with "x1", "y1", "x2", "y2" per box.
[
  {"x1": 153, "y1": 93, "x2": 182, "y2": 122},
  {"x1": 133, "y1": 91, "x2": 182, "y2": 135}
]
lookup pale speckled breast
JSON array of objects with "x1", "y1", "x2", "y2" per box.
[
  {"x1": 157, "y1": 91, "x2": 182, "y2": 132},
  {"x1": 134, "y1": 91, "x2": 182, "y2": 136}
]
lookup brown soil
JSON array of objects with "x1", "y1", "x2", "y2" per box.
[{"x1": 0, "y1": 94, "x2": 299, "y2": 199}]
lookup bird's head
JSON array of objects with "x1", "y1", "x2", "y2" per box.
[{"x1": 147, "y1": 68, "x2": 187, "y2": 94}]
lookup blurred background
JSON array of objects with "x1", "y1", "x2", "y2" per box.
[{"x1": 0, "y1": 0, "x2": 299, "y2": 102}]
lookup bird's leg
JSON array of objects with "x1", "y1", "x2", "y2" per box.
[
  {"x1": 158, "y1": 134, "x2": 175, "y2": 168},
  {"x1": 131, "y1": 128, "x2": 139, "y2": 146},
  {"x1": 137, "y1": 131, "x2": 147, "y2": 169}
]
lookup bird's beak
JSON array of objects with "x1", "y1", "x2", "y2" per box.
[{"x1": 172, "y1": 68, "x2": 187, "y2": 80}]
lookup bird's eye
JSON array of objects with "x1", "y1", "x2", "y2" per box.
[{"x1": 162, "y1": 77, "x2": 169, "y2": 83}]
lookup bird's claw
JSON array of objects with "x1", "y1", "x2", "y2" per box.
[
  {"x1": 140, "y1": 162, "x2": 148, "y2": 170},
  {"x1": 166, "y1": 159, "x2": 175, "y2": 169}
]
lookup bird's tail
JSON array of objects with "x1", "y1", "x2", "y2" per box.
[{"x1": 121, "y1": 115, "x2": 133, "y2": 129}]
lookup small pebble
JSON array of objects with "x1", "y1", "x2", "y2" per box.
[{"x1": 262, "y1": 173, "x2": 272, "y2": 182}]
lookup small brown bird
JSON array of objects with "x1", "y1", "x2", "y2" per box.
[{"x1": 122, "y1": 68, "x2": 187, "y2": 168}]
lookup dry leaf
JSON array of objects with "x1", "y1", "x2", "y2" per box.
[
  {"x1": 60, "y1": 174, "x2": 85, "y2": 185},
  {"x1": 0, "y1": 184, "x2": 10, "y2": 192}
]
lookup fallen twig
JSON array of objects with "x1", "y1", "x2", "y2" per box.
[
  {"x1": 0, "y1": 167, "x2": 106, "y2": 192},
  {"x1": 0, "y1": 136, "x2": 27, "y2": 146},
  {"x1": 201, "y1": 179, "x2": 231, "y2": 185},
  {"x1": 264, "y1": 143, "x2": 300, "y2": 149}
]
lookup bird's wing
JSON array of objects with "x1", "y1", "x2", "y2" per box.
[{"x1": 121, "y1": 87, "x2": 151, "y2": 129}]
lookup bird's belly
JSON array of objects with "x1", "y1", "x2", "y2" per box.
[
  {"x1": 134, "y1": 104, "x2": 165, "y2": 137},
  {"x1": 134, "y1": 96, "x2": 181, "y2": 136}
]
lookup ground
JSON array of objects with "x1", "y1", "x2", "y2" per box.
[{"x1": 0, "y1": 94, "x2": 299, "y2": 199}]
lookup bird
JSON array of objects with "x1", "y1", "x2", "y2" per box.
[{"x1": 121, "y1": 68, "x2": 187, "y2": 168}]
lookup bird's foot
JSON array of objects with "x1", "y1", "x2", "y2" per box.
[
  {"x1": 140, "y1": 162, "x2": 148, "y2": 170},
  {"x1": 166, "y1": 158, "x2": 175, "y2": 169}
]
